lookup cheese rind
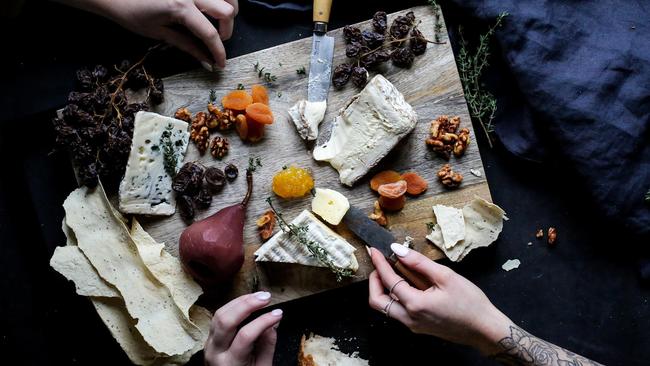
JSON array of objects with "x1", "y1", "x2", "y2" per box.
[
  {"x1": 288, "y1": 100, "x2": 327, "y2": 140},
  {"x1": 254, "y1": 210, "x2": 358, "y2": 271},
  {"x1": 313, "y1": 75, "x2": 417, "y2": 186},
  {"x1": 119, "y1": 111, "x2": 189, "y2": 216},
  {"x1": 311, "y1": 188, "x2": 350, "y2": 225}
]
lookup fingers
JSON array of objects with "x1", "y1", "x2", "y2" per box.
[
  {"x1": 390, "y1": 243, "x2": 454, "y2": 286},
  {"x1": 209, "y1": 291, "x2": 272, "y2": 351},
  {"x1": 367, "y1": 271, "x2": 412, "y2": 325},
  {"x1": 179, "y1": 4, "x2": 227, "y2": 68},
  {"x1": 195, "y1": 0, "x2": 236, "y2": 40},
  {"x1": 156, "y1": 27, "x2": 212, "y2": 66},
  {"x1": 252, "y1": 323, "x2": 278, "y2": 366},
  {"x1": 369, "y1": 248, "x2": 420, "y2": 303},
  {"x1": 228, "y1": 309, "x2": 283, "y2": 363}
]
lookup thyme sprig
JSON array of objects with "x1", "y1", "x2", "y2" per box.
[
  {"x1": 253, "y1": 62, "x2": 277, "y2": 83},
  {"x1": 428, "y1": 0, "x2": 444, "y2": 43},
  {"x1": 209, "y1": 89, "x2": 217, "y2": 103},
  {"x1": 160, "y1": 125, "x2": 177, "y2": 176},
  {"x1": 296, "y1": 66, "x2": 306, "y2": 75},
  {"x1": 457, "y1": 12, "x2": 508, "y2": 148},
  {"x1": 248, "y1": 156, "x2": 262, "y2": 172},
  {"x1": 266, "y1": 197, "x2": 353, "y2": 281}
]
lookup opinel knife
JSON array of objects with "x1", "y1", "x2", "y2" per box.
[
  {"x1": 342, "y1": 206, "x2": 430, "y2": 290},
  {"x1": 307, "y1": 0, "x2": 334, "y2": 104}
]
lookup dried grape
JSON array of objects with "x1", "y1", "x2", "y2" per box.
[
  {"x1": 332, "y1": 63, "x2": 353, "y2": 88},
  {"x1": 351, "y1": 66, "x2": 369, "y2": 88},
  {"x1": 225, "y1": 163, "x2": 239, "y2": 181},
  {"x1": 361, "y1": 30, "x2": 385, "y2": 49},
  {"x1": 173, "y1": 162, "x2": 205, "y2": 195},
  {"x1": 177, "y1": 195, "x2": 195, "y2": 221},
  {"x1": 194, "y1": 187, "x2": 213, "y2": 209},
  {"x1": 343, "y1": 25, "x2": 362, "y2": 44},
  {"x1": 372, "y1": 11, "x2": 387, "y2": 33},
  {"x1": 346, "y1": 42, "x2": 368, "y2": 58},
  {"x1": 391, "y1": 46, "x2": 415, "y2": 68},
  {"x1": 205, "y1": 167, "x2": 226, "y2": 191},
  {"x1": 410, "y1": 28, "x2": 427, "y2": 55}
]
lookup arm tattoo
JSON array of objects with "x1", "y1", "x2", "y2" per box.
[{"x1": 490, "y1": 325, "x2": 603, "y2": 366}]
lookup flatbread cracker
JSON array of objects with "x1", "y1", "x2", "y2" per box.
[
  {"x1": 50, "y1": 246, "x2": 119, "y2": 298},
  {"x1": 426, "y1": 197, "x2": 507, "y2": 262},
  {"x1": 130, "y1": 219, "x2": 203, "y2": 321},
  {"x1": 432, "y1": 205, "x2": 465, "y2": 249},
  {"x1": 63, "y1": 185, "x2": 200, "y2": 356}
]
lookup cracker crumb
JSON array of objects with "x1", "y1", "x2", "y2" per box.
[
  {"x1": 470, "y1": 168, "x2": 482, "y2": 177},
  {"x1": 502, "y1": 259, "x2": 521, "y2": 271}
]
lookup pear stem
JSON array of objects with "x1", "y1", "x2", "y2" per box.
[{"x1": 241, "y1": 169, "x2": 253, "y2": 206}]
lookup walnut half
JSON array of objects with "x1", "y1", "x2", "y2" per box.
[
  {"x1": 437, "y1": 164, "x2": 463, "y2": 188},
  {"x1": 256, "y1": 210, "x2": 276, "y2": 241},
  {"x1": 369, "y1": 200, "x2": 387, "y2": 226}
]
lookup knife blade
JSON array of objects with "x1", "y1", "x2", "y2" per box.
[
  {"x1": 343, "y1": 206, "x2": 430, "y2": 290},
  {"x1": 307, "y1": 0, "x2": 334, "y2": 103}
]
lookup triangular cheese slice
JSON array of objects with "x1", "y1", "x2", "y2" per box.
[{"x1": 254, "y1": 210, "x2": 358, "y2": 271}]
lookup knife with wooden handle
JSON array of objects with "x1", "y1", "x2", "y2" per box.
[
  {"x1": 342, "y1": 206, "x2": 431, "y2": 291},
  {"x1": 307, "y1": 0, "x2": 335, "y2": 103}
]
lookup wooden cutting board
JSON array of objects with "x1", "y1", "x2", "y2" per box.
[{"x1": 143, "y1": 5, "x2": 492, "y2": 305}]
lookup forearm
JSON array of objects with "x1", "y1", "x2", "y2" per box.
[
  {"x1": 51, "y1": 0, "x2": 118, "y2": 20},
  {"x1": 484, "y1": 323, "x2": 603, "y2": 366}
]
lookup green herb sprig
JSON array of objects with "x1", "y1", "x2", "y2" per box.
[
  {"x1": 457, "y1": 12, "x2": 508, "y2": 148},
  {"x1": 296, "y1": 66, "x2": 306, "y2": 75},
  {"x1": 209, "y1": 89, "x2": 217, "y2": 104},
  {"x1": 253, "y1": 62, "x2": 277, "y2": 83},
  {"x1": 248, "y1": 156, "x2": 262, "y2": 172},
  {"x1": 237, "y1": 83, "x2": 245, "y2": 90},
  {"x1": 426, "y1": 222, "x2": 435, "y2": 230},
  {"x1": 266, "y1": 197, "x2": 353, "y2": 281},
  {"x1": 428, "y1": 0, "x2": 444, "y2": 43}
]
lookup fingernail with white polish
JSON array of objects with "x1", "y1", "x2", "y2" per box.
[
  {"x1": 255, "y1": 291, "x2": 271, "y2": 301},
  {"x1": 365, "y1": 245, "x2": 372, "y2": 257},
  {"x1": 271, "y1": 309, "x2": 283, "y2": 316},
  {"x1": 391, "y1": 243, "x2": 409, "y2": 257},
  {"x1": 201, "y1": 61, "x2": 213, "y2": 72}
]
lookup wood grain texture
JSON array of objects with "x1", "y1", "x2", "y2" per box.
[{"x1": 142, "y1": 5, "x2": 492, "y2": 306}]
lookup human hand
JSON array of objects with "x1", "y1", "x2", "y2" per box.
[
  {"x1": 368, "y1": 244, "x2": 513, "y2": 355},
  {"x1": 61, "y1": 0, "x2": 238, "y2": 70},
  {"x1": 204, "y1": 291, "x2": 282, "y2": 366}
]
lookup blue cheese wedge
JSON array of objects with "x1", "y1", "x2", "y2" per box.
[
  {"x1": 254, "y1": 210, "x2": 358, "y2": 271},
  {"x1": 118, "y1": 111, "x2": 189, "y2": 216},
  {"x1": 313, "y1": 75, "x2": 417, "y2": 186}
]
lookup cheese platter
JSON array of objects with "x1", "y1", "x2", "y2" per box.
[{"x1": 50, "y1": 5, "x2": 506, "y2": 364}]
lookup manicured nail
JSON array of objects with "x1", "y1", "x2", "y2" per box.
[
  {"x1": 365, "y1": 245, "x2": 372, "y2": 257},
  {"x1": 201, "y1": 61, "x2": 213, "y2": 72},
  {"x1": 391, "y1": 243, "x2": 409, "y2": 257},
  {"x1": 271, "y1": 308, "x2": 283, "y2": 316},
  {"x1": 255, "y1": 291, "x2": 271, "y2": 301}
]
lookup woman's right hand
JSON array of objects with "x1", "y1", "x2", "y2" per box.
[{"x1": 368, "y1": 244, "x2": 513, "y2": 355}]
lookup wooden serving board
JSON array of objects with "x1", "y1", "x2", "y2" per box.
[{"x1": 144, "y1": 5, "x2": 491, "y2": 305}]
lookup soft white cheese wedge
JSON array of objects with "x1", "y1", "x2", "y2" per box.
[
  {"x1": 313, "y1": 75, "x2": 417, "y2": 186},
  {"x1": 118, "y1": 111, "x2": 189, "y2": 216},
  {"x1": 254, "y1": 210, "x2": 358, "y2": 271},
  {"x1": 288, "y1": 100, "x2": 327, "y2": 140},
  {"x1": 311, "y1": 188, "x2": 350, "y2": 225}
]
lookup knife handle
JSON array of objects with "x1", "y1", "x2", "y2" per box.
[
  {"x1": 394, "y1": 261, "x2": 430, "y2": 291},
  {"x1": 313, "y1": 0, "x2": 332, "y2": 24}
]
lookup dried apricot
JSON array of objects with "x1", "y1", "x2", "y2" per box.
[
  {"x1": 222, "y1": 90, "x2": 253, "y2": 111},
  {"x1": 251, "y1": 84, "x2": 269, "y2": 105},
  {"x1": 377, "y1": 180, "x2": 407, "y2": 199},
  {"x1": 245, "y1": 102, "x2": 274, "y2": 124},
  {"x1": 272, "y1": 166, "x2": 314, "y2": 198},
  {"x1": 370, "y1": 170, "x2": 402, "y2": 191},
  {"x1": 401, "y1": 172, "x2": 428, "y2": 195},
  {"x1": 235, "y1": 114, "x2": 248, "y2": 140},
  {"x1": 379, "y1": 195, "x2": 406, "y2": 211}
]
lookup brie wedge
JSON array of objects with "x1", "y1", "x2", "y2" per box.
[
  {"x1": 254, "y1": 210, "x2": 358, "y2": 271},
  {"x1": 288, "y1": 100, "x2": 327, "y2": 140},
  {"x1": 119, "y1": 111, "x2": 189, "y2": 216},
  {"x1": 311, "y1": 188, "x2": 349, "y2": 225},
  {"x1": 313, "y1": 75, "x2": 417, "y2": 186}
]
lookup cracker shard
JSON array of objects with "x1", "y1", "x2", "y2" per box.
[{"x1": 313, "y1": 75, "x2": 418, "y2": 186}]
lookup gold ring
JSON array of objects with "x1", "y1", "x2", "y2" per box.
[
  {"x1": 389, "y1": 279, "x2": 406, "y2": 299},
  {"x1": 383, "y1": 298, "x2": 396, "y2": 318}
]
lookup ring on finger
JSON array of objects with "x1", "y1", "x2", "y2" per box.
[
  {"x1": 382, "y1": 298, "x2": 397, "y2": 318},
  {"x1": 388, "y1": 279, "x2": 406, "y2": 299}
]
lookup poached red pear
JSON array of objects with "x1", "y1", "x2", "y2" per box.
[{"x1": 179, "y1": 169, "x2": 252, "y2": 286}]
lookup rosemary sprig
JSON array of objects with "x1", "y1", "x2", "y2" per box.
[
  {"x1": 253, "y1": 62, "x2": 277, "y2": 83},
  {"x1": 209, "y1": 89, "x2": 217, "y2": 104},
  {"x1": 428, "y1": 0, "x2": 444, "y2": 43},
  {"x1": 296, "y1": 66, "x2": 306, "y2": 75},
  {"x1": 266, "y1": 197, "x2": 353, "y2": 281},
  {"x1": 457, "y1": 12, "x2": 508, "y2": 148}
]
